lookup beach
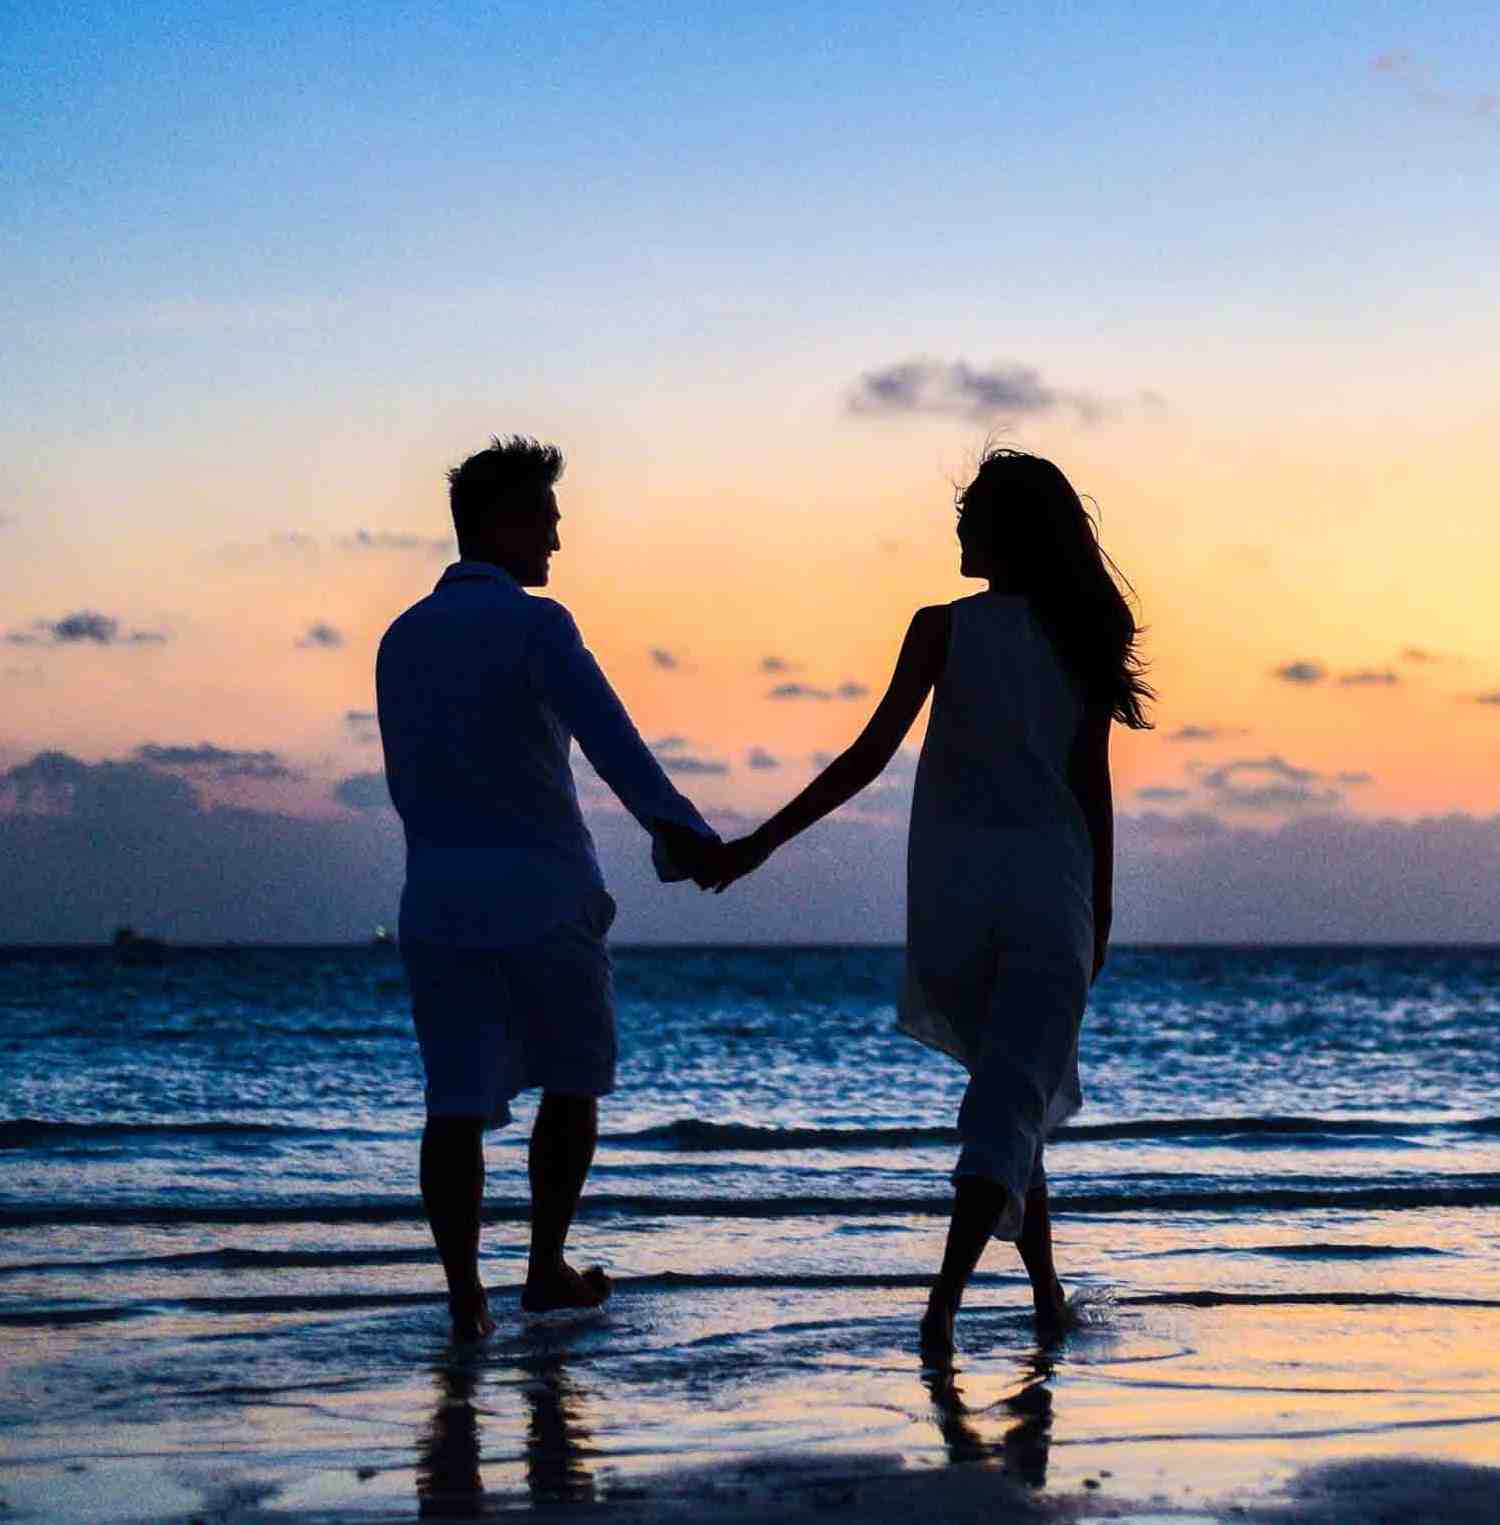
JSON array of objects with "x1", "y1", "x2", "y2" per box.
[{"x1": 3, "y1": 944, "x2": 1499, "y2": 1522}]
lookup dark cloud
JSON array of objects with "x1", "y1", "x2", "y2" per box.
[
  {"x1": 651, "y1": 737, "x2": 728, "y2": 775},
  {"x1": 1138, "y1": 786, "x2": 1191, "y2": 802},
  {"x1": 2, "y1": 749, "x2": 198, "y2": 821},
  {"x1": 1338, "y1": 670, "x2": 1399, "y2": 686},
  {"x1": 297, "y1": 622, "x2": 345, "y2": 650},
  {"x1": 345, "y1": 709, "x2": 379, "y2": 743},
  {"x1": 6, "y1": 745, "x2": 1500, "y2": 943},
  {"x1": 0, "y1": 749, "x2": 403, "y2": 942},
  {"x1": 759, "y1": 656, "x2": 800, "y2": 674},
  {"x1": 5, "y1": 611, "x2": 170, "y2": 647},
  {"x1": 134, "y1": 743, "x2": 296, "y2": 780},
  {"x1": 50, "y1": 612, "x2": 117, "y2": 644},
  {"x1": 659, "y1": 755, "x2": 729, "y2": 775},
  {"x1": 332, "y1": 771, "x2": 390, "y2": 809},
  {"x1": 649, "y1": 648, "x2": 680, "y2": 671},
  {"x1": 848, "y1": 360, "x2": 1107, "y2": 423},
  {"x1": 747, "y1": 748, "x2": 781, "y2": 771},
  {"x1": 1274, "y1": 661, "x2": 1326, "y2": 685},
  {"x1": 1201, "y1": 755, "x2": 1343, "y2": 811},
  {"x1": 769, "y1": 681, "x2": 868, "y2": 702},
  {"x1": 1474, "y1": 692, "x2": 1500, "y2": 706},
  {"x1": 1167, "y1": 725, "x2": 1221, "y2": 743}
]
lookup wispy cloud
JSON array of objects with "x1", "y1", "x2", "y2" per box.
[
  {"x1": 1372, "y1": 51, "x2": 1498, "y2": 129},
  {"x1": 1138, "y1": 785, "x2": 1191, "y2": 801},
  {"x1": 848, "y1": 359, "x2": 1111, "y2": 423},
  {"x1": 651, "y1": 736, "x2": 729, "y2": 775},
  {"x1": 1201, "y1": 755, "x2": 1344, "y2": 811},
  {"x1": 759, "y1": 656, "x2": 801, "y2": 674},
  {"x1": 135, "y1": 743, "x2": 297, "y2": 781},
  {"x1": 650, "y1": 648, "x2": 681, "y2": 671},
  {"x1": 340, "y1": 529, "x2": 453, "y2": 556},
  {"x1": 1166, "y1": 724, "x2": 1248, "y2": 743},
  {"x1": 746, "y1": 747, "x2": 781, "y2": 770},
  {"x1": 1274, "y1": 661, "x2": 1326, "y2": 685},
  {"x1": 344, "y1": 709, "x2": 379, "y2": 743},
  {"x1": 297, "y1": 622, "x2": 345, "y2": 650},
  {"x1": 1401, "y1": 647, "x2": 1441, "y2": 663},
  {"x1": 768, "y1": 681, "x2": 869, "y2": 702},
  {"x1": 1338, "y1": 670, "x2": 1399, "y2": 687},
  {"x1": 1473, "y1": 692, "x2": 1500, "y2": 706}
]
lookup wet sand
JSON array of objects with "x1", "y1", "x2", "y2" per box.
[{"x1": 4, "y1": 1292, "x2": 1499, "y2": 1523}]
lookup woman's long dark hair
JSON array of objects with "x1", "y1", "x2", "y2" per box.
[{"x1": 958, "y1": 448, "x2": 1153, "y2": 729}]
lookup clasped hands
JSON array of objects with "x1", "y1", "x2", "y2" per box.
[{"x1": 653, "y1": 820, "x2": 773, "y2": 893}]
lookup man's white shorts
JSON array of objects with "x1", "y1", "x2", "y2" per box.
[{"x1": 401, "y1": 894, "x2": 617, "y2": 1127}]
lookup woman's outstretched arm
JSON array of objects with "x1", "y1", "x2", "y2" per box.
[
  {"x1": 711, "y1": 605, "x2": 950, "y2": 890},
  {"x1": 1067, "y1": 701, "x2": 1114, "y2": 979}
]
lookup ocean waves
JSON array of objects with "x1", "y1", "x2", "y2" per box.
[
  {"x1": 609, "y1": 1115, "x2": 1500, "y2": 1151},
  {"x1": 7, "y1": 1111, "x2": 1497, "y2": 1154},
  {"x1": 7, "y1": 1175, "x2": 1500, "y2": 1230}
]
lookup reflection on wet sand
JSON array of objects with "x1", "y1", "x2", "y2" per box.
[
  {"x1": 521, "y1": 1347, "x2": 598, "y2": 1505},
  {"x1": 923, "y1": 1350, "x2": 1054, "y2": 1488},
  {"x1": 415, "y1": 1339, "x2": 598, "y2": 1517},
  {"x1": 416, "y1": 1359, "x2": 485, "y2": 1519}
]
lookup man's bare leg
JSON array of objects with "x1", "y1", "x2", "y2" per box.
[
  {"x1": 522, "y1": 1092, "x2": 611, "y2": 1312},
  {"x1": 920, "y1": 1176, "x2": 1008, "y2": 1365},
  {"x1": 420, "y1": 1115, "x2": 495, "y2": 1340}
]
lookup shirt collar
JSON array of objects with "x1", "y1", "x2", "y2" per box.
[{"x1": 436, "y1": 559, "x2": 522, "y2": 590}]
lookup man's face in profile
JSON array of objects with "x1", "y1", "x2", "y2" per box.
[{"x1": 489, "y1": 487, "x2": 561, "y2": 587}]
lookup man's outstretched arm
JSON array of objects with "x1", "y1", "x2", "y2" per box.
[{"x1": 530, "y1": 603, "x2": 720, "y2": 882}]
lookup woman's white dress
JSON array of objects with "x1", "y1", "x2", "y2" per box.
[{"x1": 897, "y1": 592, "x2": 1094, "y2": 1238}]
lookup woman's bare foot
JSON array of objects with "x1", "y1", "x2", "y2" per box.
[
  {"x1": 449, "y1": 1284, "x2": 496, "y2": 1342},
  {"x1": 521, "y1": 1261, "x2": 612, "y2": 1313},
  {"x1": 919, "y1": 1287, "x2": 958, "y2": 1367},
  {"x1": 1033, "y1": 1276, "x2": 1069, "y2": 1339}
]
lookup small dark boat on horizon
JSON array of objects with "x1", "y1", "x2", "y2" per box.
[{"x1": 112, "y1": 926, "x2": 168, "y2": 963}]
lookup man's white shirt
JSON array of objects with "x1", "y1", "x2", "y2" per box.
[{"x1": 377, "y1": 561, "x2": 714, "y2": 946}]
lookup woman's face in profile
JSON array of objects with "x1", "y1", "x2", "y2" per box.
[{"x1": 957, "y1": 508, "x2": 995, "y2": 580}]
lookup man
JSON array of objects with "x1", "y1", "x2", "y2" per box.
[{"x1": 377, "y1": 435, "x2": 719, "y2": 1340}]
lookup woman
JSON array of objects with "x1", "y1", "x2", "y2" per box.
[{"x1": 711, "y1": 449, "x2": 1152, "y2": 1361}]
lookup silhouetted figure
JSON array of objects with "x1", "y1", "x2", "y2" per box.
[
  {"x1": 712, "y1": 450, "x2": 1152, "y2": 1361},
  {"x1": 378, "y1": 436, "x2": 720, "y2": 1340},
  {"x1": 416, "y1": 1361, "x2": 485, "y2": 1518}
]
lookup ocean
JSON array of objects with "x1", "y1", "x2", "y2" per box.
[{"x1": 3, "y1": 943, "x2": 1499, "y2": 1522}]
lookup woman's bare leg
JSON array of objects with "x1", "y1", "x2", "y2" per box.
[
  {"x1": 1017, "y1": 1166, "x2": 1068, "y2": 1334},
  {"x1": 920, "y1": 1176, "x2": 1008, "y2": 1364}
]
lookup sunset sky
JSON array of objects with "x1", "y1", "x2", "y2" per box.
[{"x1": 3, "y1": 1, "x2": 1498, "y2": 942}]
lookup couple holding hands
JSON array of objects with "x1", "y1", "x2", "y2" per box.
[{"x1": 376, "y1": 435, "x2": 1150, "y2": 1363}]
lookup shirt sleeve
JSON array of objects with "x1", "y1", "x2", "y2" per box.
[{"x1": 529, "y1": 601, "x2": 718, "y2": 874}]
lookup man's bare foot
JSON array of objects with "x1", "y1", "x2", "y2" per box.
[
  {"x1": 520, "y1": 1261, "x2": 611, "y2": 1313},
  {"x1": 919, "y1": 1288, "x2": 957, "y2": 1367},
  {"x1": 449, "y1": 1284, "x2": 496, "y2": 1342},
  {"x1": 1034, "y1": 1276, "x2": 1069, "y2": 1339}
]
